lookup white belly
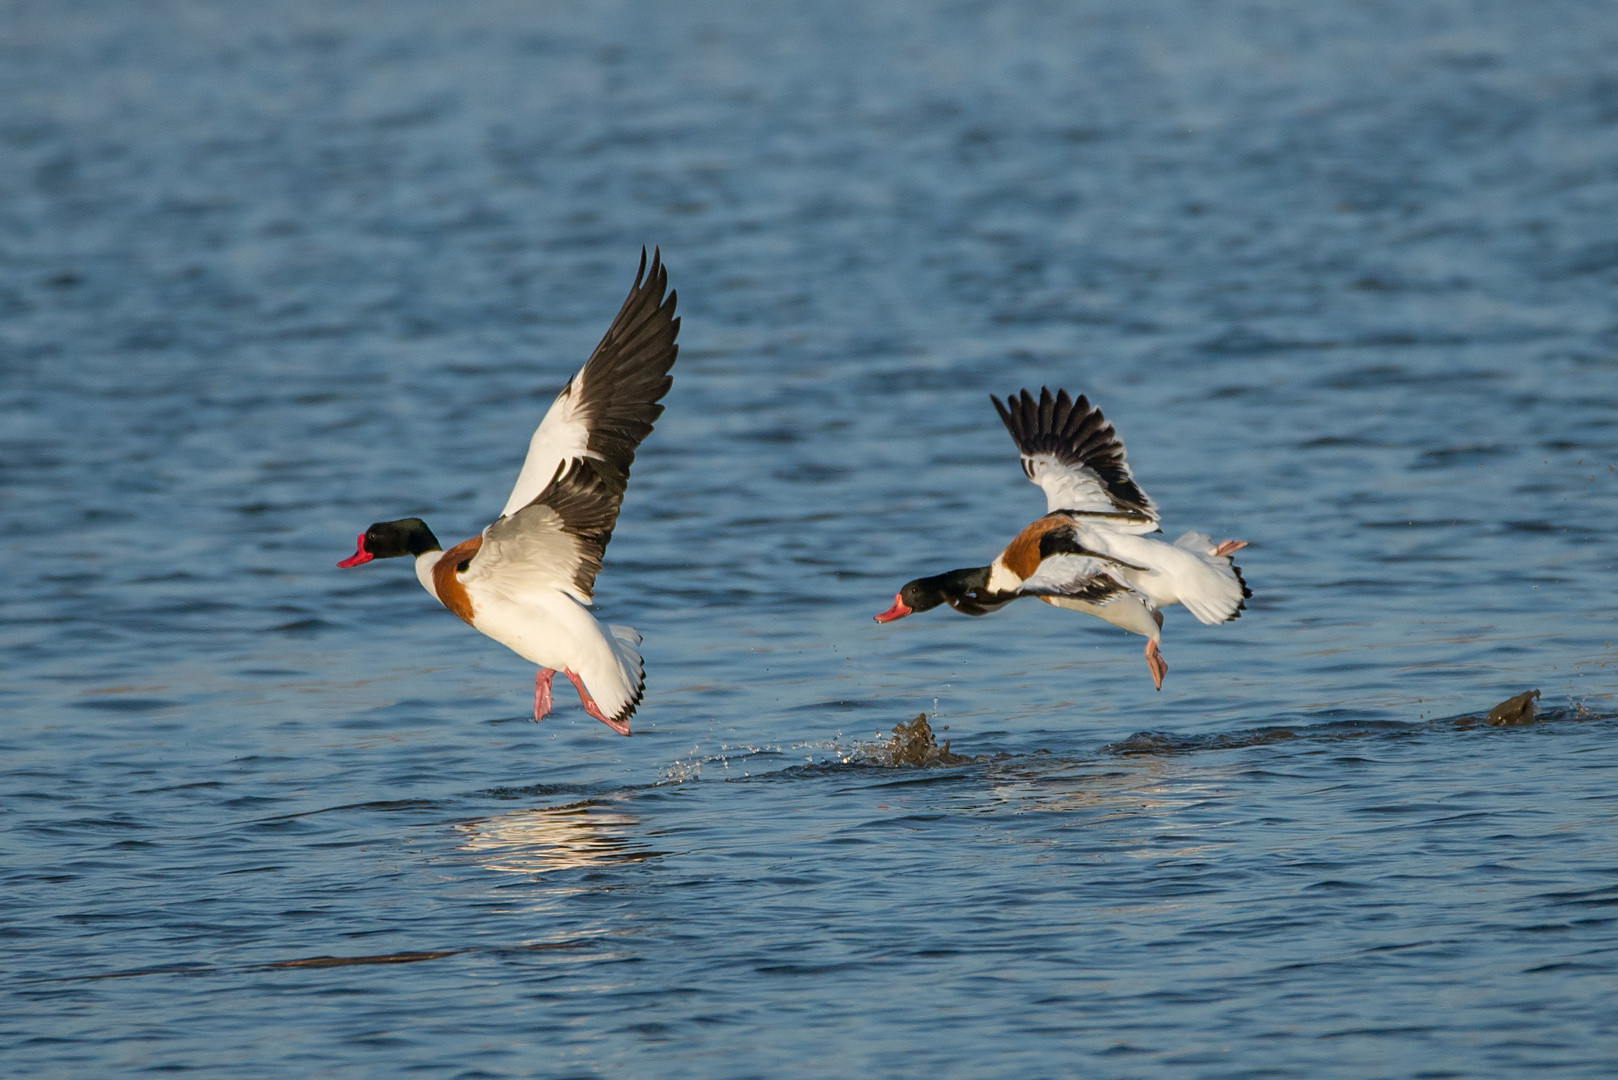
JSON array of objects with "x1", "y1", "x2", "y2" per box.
[
  {"x1": 1043, "y1": 592, "x2": 1162, "y2": 641},
  {"x1": 415, "y1": 550, "x2": 646, "y2": 719},
  {"x1": 464, "y1": 589, "x2": 608, "y2": 671}
]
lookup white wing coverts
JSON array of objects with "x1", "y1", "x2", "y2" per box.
[
  {"x1": 471, "y1": 459, "x2": 622, "y2": 607},
  {"x1": 991, "y1": 387, "x2": 1160, "y2": 532},
  {"x1": 501, "y1": 249, "x2": 680, "y2": 518}
]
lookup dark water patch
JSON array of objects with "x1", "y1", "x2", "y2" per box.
[
  {"x1": 1362, "y1": 519, "x2": 1480, "y2": 529},
  {"x1": 21, "y1": 939, "x2": 600, "y2": 986},
  {"x1": 220, "y1": 799, "x2": 445, "y2": 831},
  {"x1": 1105, "y1": 726, "x2": 1302, "y2": 755},
  {"x1": 1313, "y1": 365, "x2": 1506, "y2": 391},
  {"x1": 266, "y1": 950, "x2": 465, "y2": 969},
  {"x1": 1540, "y1": 888, "x2": 1618, "y2": 909},
  {"x1": 1500, "y1": 520, "x2": 1581, "y2": 534},
  {"x1": 270, "y1": 617, "x2": 339, "y2": 635},
  {"x1": 482, "y1": 783, "x2": 613, "y2": 802},
  {"x1": 1414, "y1": 445, "x2": 1515, "y2": 469},
  {"x1": 71, "y1": 697, "x2": 178, "y2": 713}
]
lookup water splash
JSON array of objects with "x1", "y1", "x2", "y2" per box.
[{"x1": 859, "y1": 713, "x2": 972, "y2": 767}]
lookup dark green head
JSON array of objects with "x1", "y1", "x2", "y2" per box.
[
  {"x1": 337, "y1": 518, "x2": 441, "y2": 567},
  {"x1": 874, "y1": 567, "x2": 992, "y2": 622}
]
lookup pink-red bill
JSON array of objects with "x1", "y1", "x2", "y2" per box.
[
  {"x1": 873, "y1": 594, "x2": 911, "y2": 623},
  {"x1": 337, "y1": 534, "x2": 373, "y2": 568}
]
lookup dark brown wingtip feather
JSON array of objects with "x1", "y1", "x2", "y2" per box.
[
  {"x1": 611, "y1": 677, "x2": 645, "y2": 727},
  {"x1": 575, "y1": 249, "x2": 681, "y2": 490},
  {"x1": 539, "y1": 457, "x2": 625, "y2": 599},
  {"x1": 1065, "y1": 574, "x2": 1131, "y2": 604},
  {"x1": 1227, "y1": 560, "x2": 1251, "y2": 620},
  {"x1": 995, "y1": 385, "x2": 1153, "y2": 515}
]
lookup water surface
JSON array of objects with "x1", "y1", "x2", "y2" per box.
[{"x1": 4, "y1": 1, "x2": 1618, "y2": 1076}]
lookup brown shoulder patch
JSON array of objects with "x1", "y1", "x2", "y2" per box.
[
  {"x1": 998, "y1": 515, "x2": 1070, "y2": 580},
  {"x1": 432, "y1": 535, "x2": 483, "y2": 626}
]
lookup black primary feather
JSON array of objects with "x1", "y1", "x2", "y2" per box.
[
  {"x1": 1054, "y1": 574, "x2": 1131, "y2": 605},
  {"x1": 990, "y1": 387, "x2": 1153, "y2": 516},
  {"x1": 1228, "y1": 559, "x2": 1251, "y2": 620},
  {"x1": 572, "y1": 247, "x2": 680, "y2": 493}
]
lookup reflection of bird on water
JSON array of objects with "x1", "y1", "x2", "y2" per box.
[
  {"x1": 876, "y1": 388, "x2": 1250, "y2": 690},
  {"x1": 337, "y1": 250, "x2": 679, "y2": 735},
  {"x1": 455, "y1": 803, "x2": 652, "y2": 874}
]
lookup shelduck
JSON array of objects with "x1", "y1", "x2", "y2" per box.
[
  {"x1": 338, "y1": 250, "x2": 679, "y2": 734},
  {"x1": 875, "y1": 387, "x2": 1249, "y2": 690}
]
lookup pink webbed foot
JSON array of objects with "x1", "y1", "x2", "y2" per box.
[
  {"x1": 1213, "y1": 540, "x2": 1248, "y2": 558},
  {"x1": 533, "y1": 669, "x2": 556, "y2": 722},
  {"x1": 1144, "y1": 639, "x2": 1168, "y2": 691},
  {"x1": 563, "y1": 669, "x2": 632, "y2": 737}
]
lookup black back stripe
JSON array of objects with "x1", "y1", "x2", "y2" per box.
[
  {"x1": 1036, "y1": 525, "x2": 1150, "y2": 571},
  {"x1": 1037, "y1": 526, "x2": 1088, "y2": 561}
]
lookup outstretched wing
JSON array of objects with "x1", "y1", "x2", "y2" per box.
[
  {"x1": 499, "y1": 248, "x2": 680, "y2": 519},
  {"x1": 1018, "y1": 554, "x2": 1163, "y2": 643},
  {"x1": 991, "y1": 387, "x2": 1158, "y2": 531},
  {"x1": 1017, "y1": 553, "x2": 1133, "y2": 603},
  {"x1": 473, "y1": 458, "x2": 622, "y2": 606}
]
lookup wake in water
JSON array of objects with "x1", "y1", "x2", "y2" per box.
[{"x1": 657, "y1": 689, "x2": 1607, "y2": 783}]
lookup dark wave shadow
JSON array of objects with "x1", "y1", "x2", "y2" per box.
[{"x1": 1105, "y1": 691, "x2": 1591, "y2": 757}]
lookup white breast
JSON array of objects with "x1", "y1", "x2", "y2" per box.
[{"x1": 415, "y1": 550, "x2": 442, "y2": 601}]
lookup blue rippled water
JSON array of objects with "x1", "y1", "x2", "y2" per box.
[{"x1": 5, "y1": 1, "x2": 1618, "y2": 1076}]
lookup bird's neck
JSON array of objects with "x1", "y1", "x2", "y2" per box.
[{"x1": 414, "y1": 547, "x2": 445, "y2": 600}]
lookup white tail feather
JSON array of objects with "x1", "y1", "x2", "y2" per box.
[
  {"x1": 607, "y1": 624, "x2": 644, "y2": 687},
  {"x1": 1167, "y1": 533, "x2": 1247, "y2": 624},
  {"x1": 1173, "y1": 531, "x2": 1215, "y2": 555}
]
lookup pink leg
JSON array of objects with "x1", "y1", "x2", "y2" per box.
[
  {"x1": 1144, "y1": 639, "x2": 1168, "y2": 691},
  {"x1": 1213, "y1": 539, "x2": 1248, "y2": 558},
  {"x1": 563, "y1": 669, "x2": 632, "y2": 737},
  {"x1": 533, "y1": 668, "x2": 556, "y2": 722}
]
